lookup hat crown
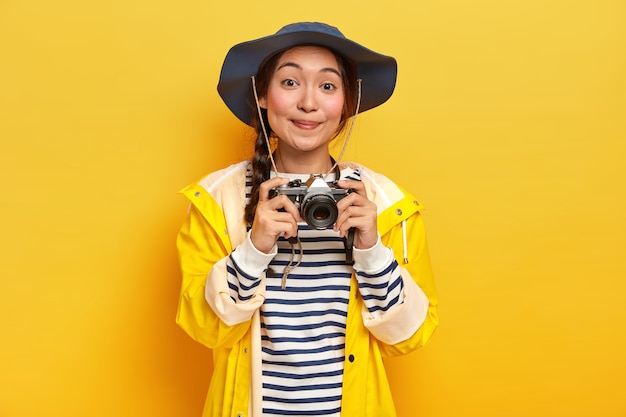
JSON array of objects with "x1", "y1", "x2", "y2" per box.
[{"x1": 275, "y1": 22, "x2": 346, "y2": 39}]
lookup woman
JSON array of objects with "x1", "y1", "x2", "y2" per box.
[{"x1": 176, "y1": 22, "x2": 438, "y2": 417}]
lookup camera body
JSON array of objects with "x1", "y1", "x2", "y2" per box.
[{"x1": 269, "y1": 174, "x2": 352, "y2": 230}]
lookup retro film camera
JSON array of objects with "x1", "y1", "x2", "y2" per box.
[{"x1": 269, "y1": 174, "x2": 352, "y2": 230}]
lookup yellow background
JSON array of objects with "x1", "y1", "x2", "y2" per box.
[{"x1": 1, "y1": 0, "x2": 625, "y2": 416}]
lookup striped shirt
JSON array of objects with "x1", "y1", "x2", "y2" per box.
[{"x1": 227, "y1": 165, "x2": 404, "y2": 417}]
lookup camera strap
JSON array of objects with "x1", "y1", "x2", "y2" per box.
[{"x1": 343, "y1": 227, "x2": 355, "y2": 264}]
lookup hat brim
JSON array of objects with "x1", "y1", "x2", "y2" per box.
[{"x1": 217, "y1": 29, "x2": 397, "y2": 126}]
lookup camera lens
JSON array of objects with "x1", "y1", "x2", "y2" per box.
[
  {"x1": 312, "y1": 206, "x2": 331, "y2": 221},
  {"x1": 302, "y1": 194, "x2": 338, "y2": 230}
]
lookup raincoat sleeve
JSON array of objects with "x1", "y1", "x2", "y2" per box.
[
  {"x1": 364, "y1": 196, "x2": 439, "y2": 357},
  {"x1": 176, "y1": 204, "x2": 263, "y2": 349}
]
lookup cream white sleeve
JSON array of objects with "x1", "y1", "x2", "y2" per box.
[{"x1": 204, "y1": 232, "x2": 275, "y2": 327}]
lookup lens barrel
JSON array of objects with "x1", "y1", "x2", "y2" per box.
[{"x1": 302, "y1": 194, "x2": 338, "y2": 230}]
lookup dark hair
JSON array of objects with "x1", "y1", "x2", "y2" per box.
[{"x1": 244, "y1": 46, "x2": 359, "y2": 226}]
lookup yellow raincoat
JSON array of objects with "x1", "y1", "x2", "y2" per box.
[{"x1": 176, "y1": 161, "x2": 438, "y2": 417}]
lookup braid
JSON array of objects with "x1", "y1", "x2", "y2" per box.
[
  {"x1": 243, "y1": 51, "x2": 282, "y2": 226},
  {"x1": 245, "y1": 128, "x2": 271, "y2": 225}
]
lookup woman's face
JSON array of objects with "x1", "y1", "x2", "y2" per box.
[{"x1": 259, "y1": 46, "x2": 345, "y2": 156}]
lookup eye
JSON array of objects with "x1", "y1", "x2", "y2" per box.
[
  {"x1": 282, "y1": 79, "x2": 298, "y2": 87},
  {"x1": 321, "y1": 82, "x2": 336, "y2": 91}
]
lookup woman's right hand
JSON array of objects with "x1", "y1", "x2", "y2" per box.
[{"x1": 249, "y1": 177, "x2": 302, "y2": 254}]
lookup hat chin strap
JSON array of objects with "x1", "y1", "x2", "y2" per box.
[{"x1": 251, "y1": 76, "x2": 362, "y2": 180}]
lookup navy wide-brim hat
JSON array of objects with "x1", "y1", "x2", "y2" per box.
[{"x1": 217, "y1": 22, "x2": 398, "y2": 126}]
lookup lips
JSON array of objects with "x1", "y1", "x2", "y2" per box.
[{"x1": 291, "y1": 120, "x2": 321, "y2": 130}]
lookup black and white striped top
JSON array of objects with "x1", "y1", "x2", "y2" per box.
[{"x1": 226, "y1": 165, "x2": 404, "y2": 417}]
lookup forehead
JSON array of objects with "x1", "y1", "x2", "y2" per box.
[{"x1": 276, "y1": 45, "x2": 341, "y2": 70}]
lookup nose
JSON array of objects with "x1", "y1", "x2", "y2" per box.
[{"x1": 297, "y1": 86, "x2": 318, "y2": 113}]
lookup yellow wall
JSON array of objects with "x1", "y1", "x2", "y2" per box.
[{"x1": 1, "y1": 0, "x2": 625, "y2": 416}]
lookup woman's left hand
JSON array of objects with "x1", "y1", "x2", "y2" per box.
[{"x1": 334, "y1": 180, "x2": 378, "y2": 249}]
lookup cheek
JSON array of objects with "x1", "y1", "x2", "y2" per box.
[
  {"x1": 326, "y1": 97, "x2": 345, "y2": 120},
  {"x1": 265, "y1": 87, "x2": 290, "y2": 116}
]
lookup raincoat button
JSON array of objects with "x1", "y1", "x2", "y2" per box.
[
  {"x1": 413, "y1": 200, "x2": 419, "y2": 205},
  {"x1": 243, "y1": 348, "x2": 248, "y2": 354},
  {"x1": 395, "y1": 208, "x2": 402, "y2": 216},
  {"x1": 194, "y1": 191, "x2": 201, "y2": 197},
  {"x1": 348, "y1": 354, "x2": 355, "y2": 362}
]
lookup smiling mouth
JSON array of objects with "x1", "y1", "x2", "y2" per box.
[{"x1": 292, "y1": 120, "x2": 321, "y2": 130}]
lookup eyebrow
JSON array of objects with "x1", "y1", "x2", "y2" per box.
[{"x1": 277, "y1": 62, "x2": 342, "y2": 77}]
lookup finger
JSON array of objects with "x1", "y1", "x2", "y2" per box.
[
  {"x1": 335, "y1": 203, "x2": 376, "y2": 233},
  {"x1": 250, "y1": 214, "x2": 299, "y2": 252},
  {"x1": 258, "y1": 192, "x2": 303, "y2": 225},
  {"x1": 258, "y1": 177, "x2": 291, "y2": 201},
  {"x1": 335, "y1": 211, "x2": 378, "y2": 248},
  {"x1": 270, "y1": 195, "x2": 303, "y2": 222},
  {"x1": 263, "y1": 213, "x2": 300, "y2": 235},
  {"x1": 335, "y1": 204, "x2": 361, "y2": 232},
  {"x1": 335, "y1": 189, "x2": 373, "y2": 214},
  {"x1": 336, "y1": 179, "x2": 366, "y2": 196},
  {"x1": 282, "y1": 219, "x2": 300, "y2": 240}
]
